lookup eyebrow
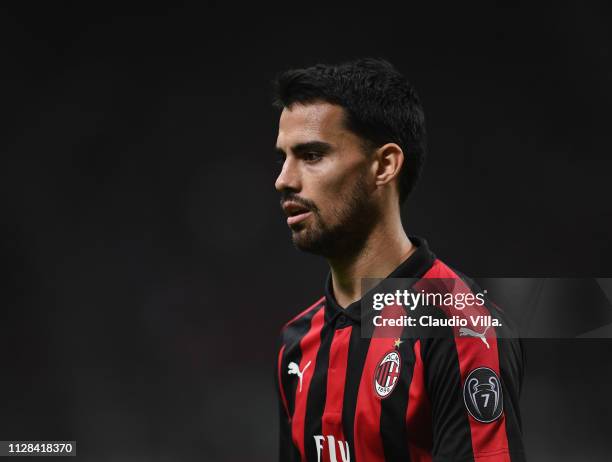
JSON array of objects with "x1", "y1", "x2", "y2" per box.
[{"x1": 275, "y1": 140, "x2": 333, "y2": 156}]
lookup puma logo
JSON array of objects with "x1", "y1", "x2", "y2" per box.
[
  {"x1": 288, "y1": 361, "x2": 312, "y2": 392},
  {"x1": 459, "y1": 325, "x2": 491, "y2": 349}
]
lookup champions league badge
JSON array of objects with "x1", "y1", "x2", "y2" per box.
[
  {"x1": 463, "y1": 367, "x2": 504, "y2": 423},
  {"x1": 373, "y1": 350, "x2": 401, "y2": 398}
]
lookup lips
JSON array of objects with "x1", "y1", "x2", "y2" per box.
[
  {"x1": 282, "y1": 201, "x2": 310, "y2": 217},
  {"x1": 282, "y1": 201, "x2": 313, "y2": 226}
]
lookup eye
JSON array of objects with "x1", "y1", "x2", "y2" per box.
[{"x1": 303, "y1": 152, "x2": 323, "y2": 163}]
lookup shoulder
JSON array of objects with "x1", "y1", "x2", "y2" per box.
[
  {"x1": 422, "y1": 257, "x2": 466, "y2": 280},
  {"x1": 279, "y1": 296, "x2": 326, "y2": 341},
  {"x1": 417, "y1": 258, "x2": 524, "y2": 375},
  {"x1": 430, "y1": 258, "x2": 521, "y2": 336}
]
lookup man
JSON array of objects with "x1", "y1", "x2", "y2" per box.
[{"x1": 273, "y1": 59, "x2": 525, "y2": 462}]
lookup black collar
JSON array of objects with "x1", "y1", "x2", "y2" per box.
[{"x1": 324, "y1": 236, "x2": 436, "y2": 323}]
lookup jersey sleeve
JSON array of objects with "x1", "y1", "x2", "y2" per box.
[
  {"x1": 421, "y1": 334, "x2": 526, "y2": 462},
  {"x1": 275, "y1": 333, "x2": 300, "y2": 462},
  {"x1": 277, "y1": 392, "x2": 294, "y2": 461}
]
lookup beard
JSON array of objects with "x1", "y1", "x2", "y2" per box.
[{"x1": 287, "y1": 172, "x2": 379, "y2": 259}]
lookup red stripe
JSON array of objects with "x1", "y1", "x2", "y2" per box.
[
  {"x1": 277, "y1": 344, "x2": 290, "y2": 420},
  {"x1": 383, "y1": 362, "x2": 391, "y2": 387},
  {"x1": 405, "y1": 340, "x2": 432, "y2": 462},
  {"x1": 291, "y1": 307, "x2": 325, "y2": 461},
  {"x1": 353, "y1": 337, "x2": 387, "y2": 460},
  {"x1": 284, "y1": 296, "x2": 325, "y2": 329},
  {"x1": 379, "y1": 363, "x2": 386, "y2": 386},
  {"x1": 321, "y1": 327, "x2": 352, "y2": 462},
  {"x1": 353, "y1": 304, "x2": 405, "y2": 461},
  {"x1": 421, "y1": 260, "x2": 511, "y2": 460}
]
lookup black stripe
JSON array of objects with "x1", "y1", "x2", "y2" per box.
[
  {"x1": 280, "y1": 303, "x2": 324, "y2": 418},
  {"x1": 278, "y1": 304, "x2": 325, "y2": 462},
  {"x1": 384, "y1": 362, "x2": 392, "y2": 386},
  {"x1": 381, "y1": 362, "x2": 388, "y2": 386},
  {"x1": 454, "y1": 269, "x2": 527, "y2": 460},
  {"x1": 380, "y1": 334, "x2": 417, "y2": 461},
  {"x1": 421, "y1": 332, "x2": 475, "y2": 460},
  {"x1": 497, "y1": 337, "x2": 527, "y2": 461},
  {"x1": 304, "y1": 321, "x2": 334, "y2": 461},
  {"x1": 341, "y1": 324, "x2": 372, "y2": 460}
]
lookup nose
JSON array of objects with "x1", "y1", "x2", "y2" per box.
[{"x1": 275, "y1": 156, "x2": 301, "y2": 193}]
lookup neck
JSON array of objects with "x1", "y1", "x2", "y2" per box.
[{"x1": 328, "y1": 212, "x2": 414, "y2": 308}]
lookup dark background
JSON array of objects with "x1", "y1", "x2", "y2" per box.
[{"x1": 2, "y1": 3, "x2": 611, "y2": 461}]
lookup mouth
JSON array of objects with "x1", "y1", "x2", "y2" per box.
[{"x1": 282, "y1": 201, "x2": 313, "y2": 227}]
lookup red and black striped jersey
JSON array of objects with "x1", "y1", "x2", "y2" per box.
[{"x1": 276, "y1": 237, "x2": 525, "y2": 462}]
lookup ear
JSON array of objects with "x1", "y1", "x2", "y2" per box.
[{"x1": 372, "y1": 143, "x2": 404, "y2": 190}]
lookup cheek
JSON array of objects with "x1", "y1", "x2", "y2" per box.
[
  {"x1": 315, "y1": 167, "x2": 366, "y2": 216},
  {"x1": 330, "y1": 161, "x2": 368, "y2": 198},
  {"x1": 325, "y1": 158, "x2": 364, "y2": 190}
]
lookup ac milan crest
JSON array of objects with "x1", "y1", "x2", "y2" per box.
[{"x1": 373, "y1": 350, "x2": 401, "y2": 398}]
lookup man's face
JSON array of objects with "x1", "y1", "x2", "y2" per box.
[{"x1": 275, "y1": 101, "x2": 378, "y2": 257}]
